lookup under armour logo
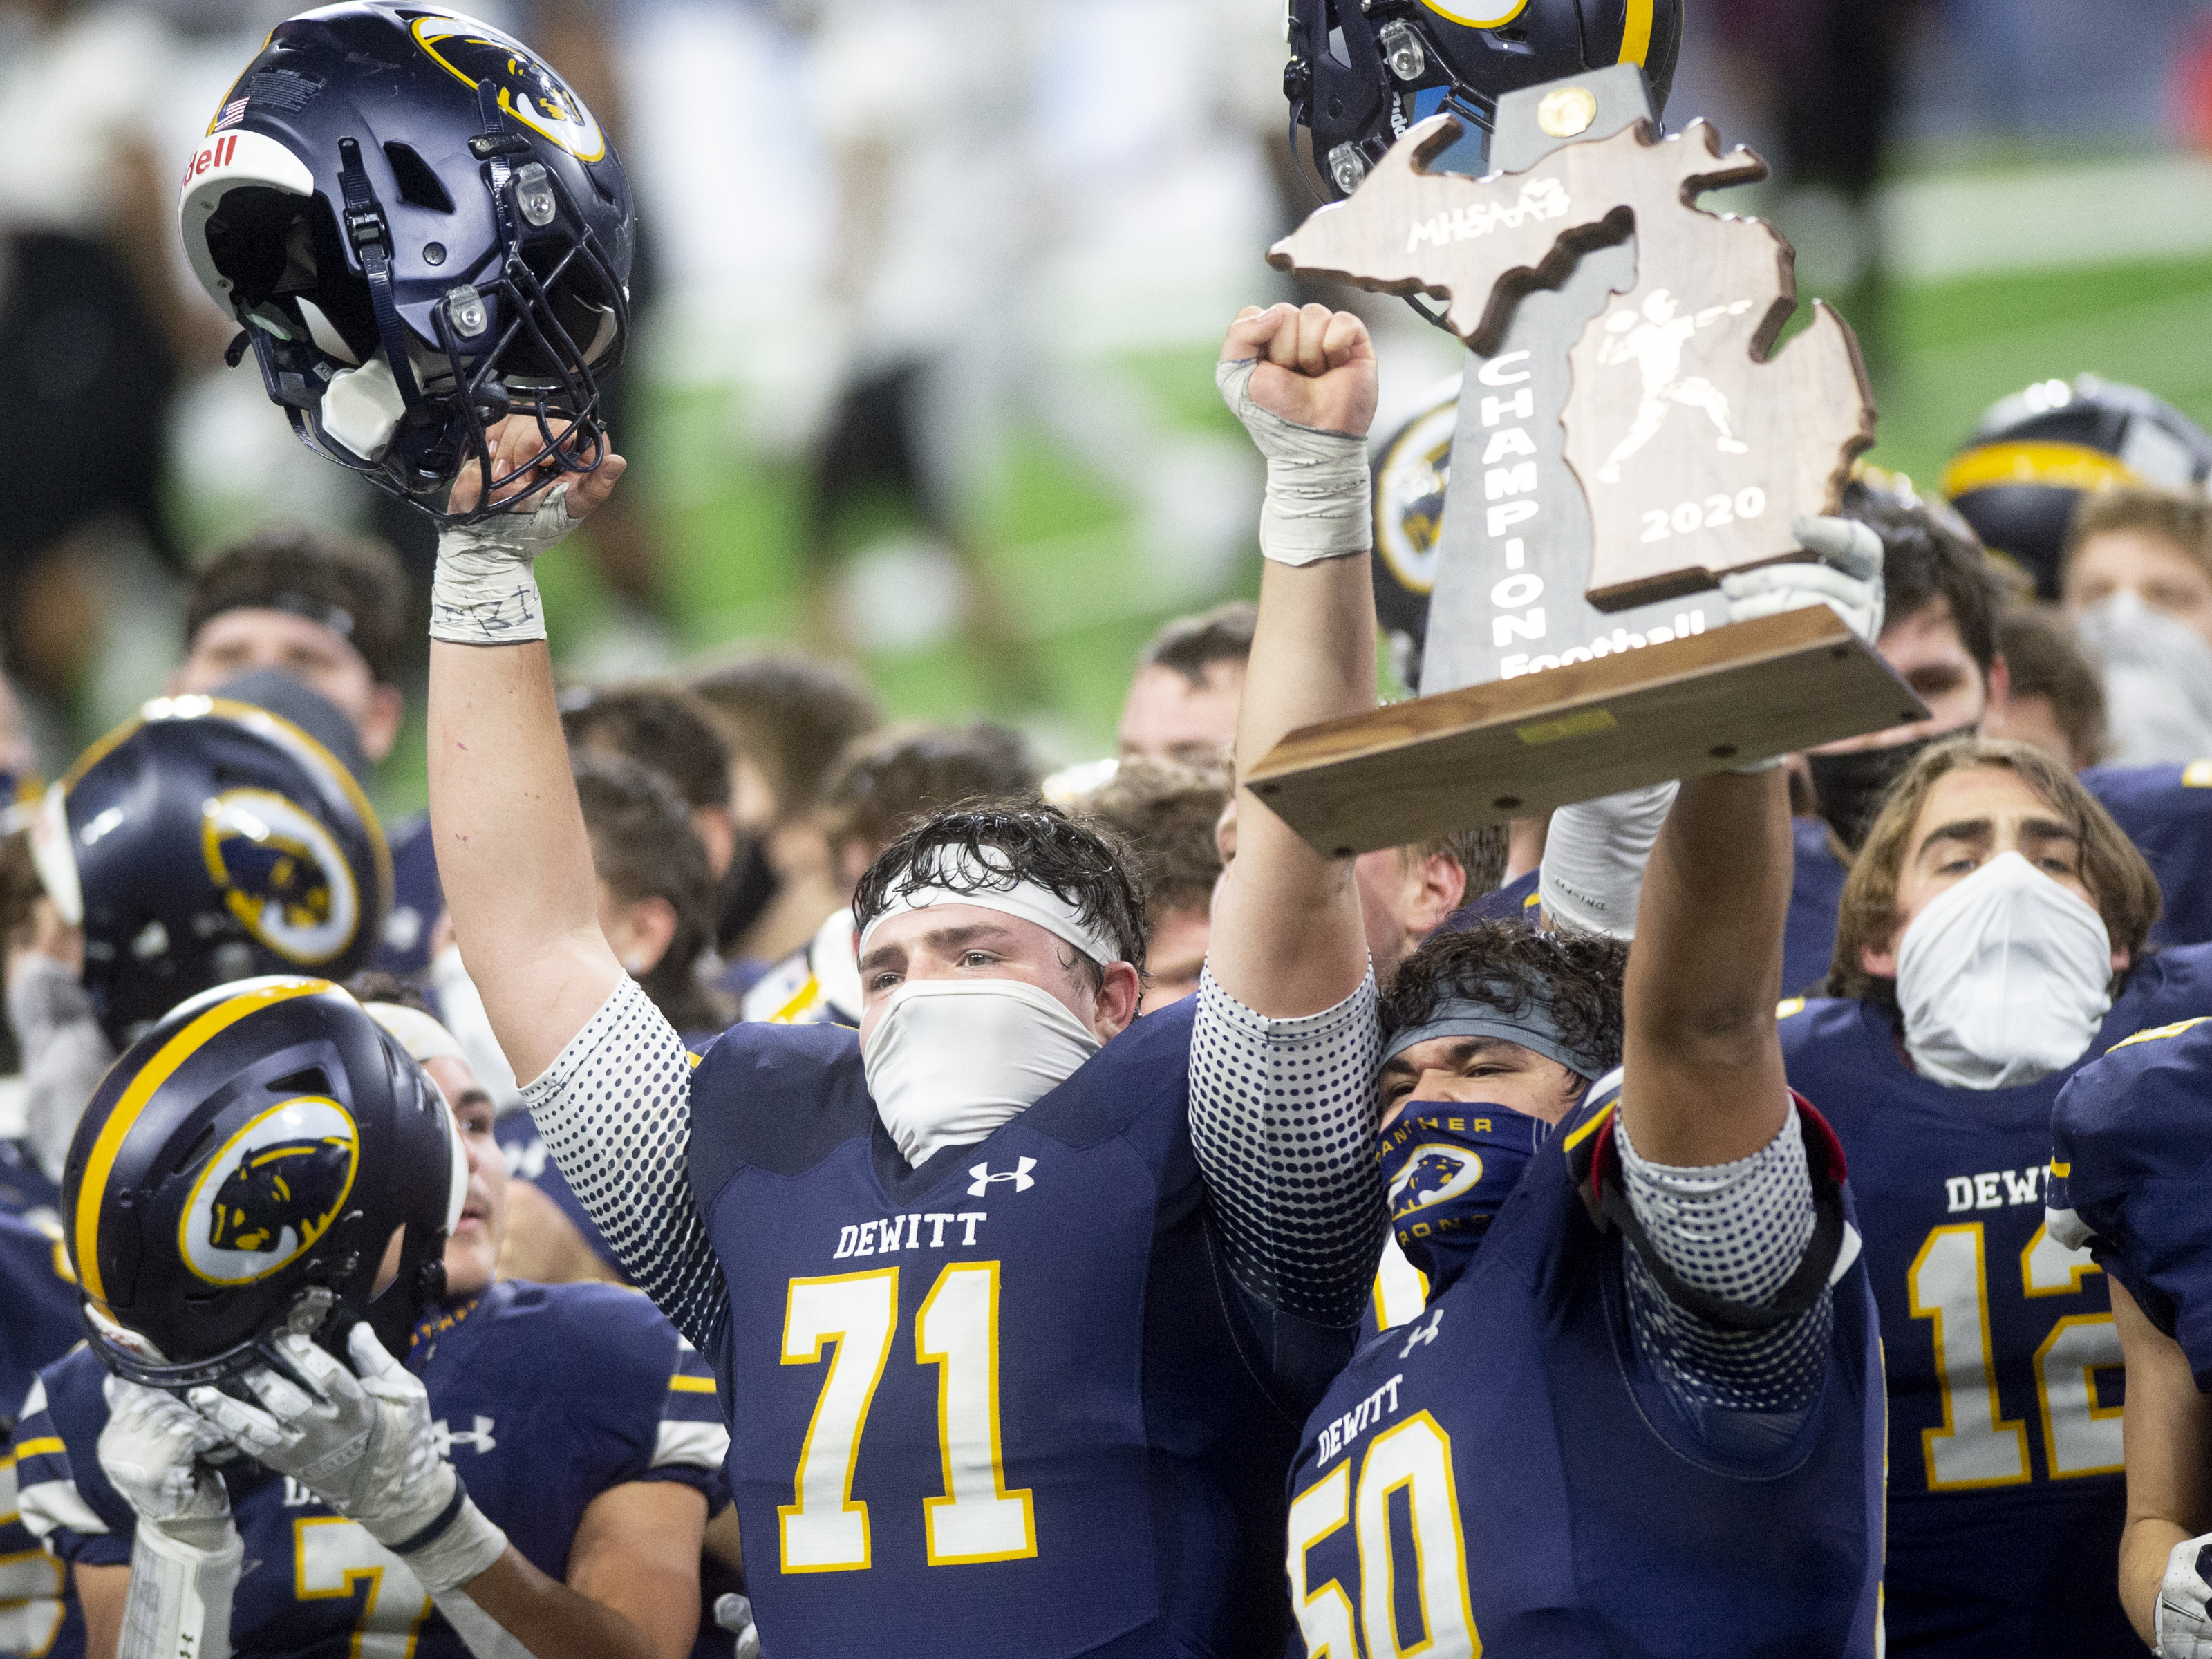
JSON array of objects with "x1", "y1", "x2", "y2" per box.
[
  {"x1": 967, "y1": 1157, "x2": 1036, "y2": 1197},
  {"x1": 433, "y1": 1414, "x2": 497, "y2": 1456},
  {"x1": 1399, "y1": 1307, "x2": 1444, "y2": 1360}
]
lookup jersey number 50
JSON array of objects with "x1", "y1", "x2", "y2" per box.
[
  {"x1": 1909, "y1": 1220, "x2": 2124, "y2": 1489},
  {"x1": 1288, "y1": 1413, "x2": 1481, "y2": 1659},
  {"x1": 778, "y1": 1264, "x2": 1036, "y2": 1572}
]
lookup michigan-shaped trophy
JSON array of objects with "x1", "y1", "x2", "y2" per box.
[{"x1": 1245, "y1": 65, "x2": 1927, "y2": 855}]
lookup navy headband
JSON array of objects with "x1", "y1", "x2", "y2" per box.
[{"x1": 1382, "y1": 991, "x2": 1612, "y2": 1081}]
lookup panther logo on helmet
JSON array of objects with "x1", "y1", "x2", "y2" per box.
[
  {"x1": 1388, "y1": 1143, "x2": 1484, "y2": 1218},
  {"x1": 180, "y1": 1096, "x2": 360, "y2": 1286},
  {"x1": 200, "y1": 789, "x2": 362, "y2": 967},
  {"x1": 409, "y1": 12, "x2": 608, "y2": 162}
]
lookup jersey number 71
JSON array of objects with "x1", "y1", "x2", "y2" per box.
[{"x1": 778, "y1": 1264, "x2": 1036, "y2": 1572}]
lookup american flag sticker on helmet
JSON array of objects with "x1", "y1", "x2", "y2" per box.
[{"x1": 211, "y1": 96, "x2": 248, "y2": 133}]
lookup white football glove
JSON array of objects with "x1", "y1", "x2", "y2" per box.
[
  {"x1": 99, "y1": 1376, "x2": 232, "y2": 1533},
  {"x1": 1714, "y1": 514, "x2": 1886, "y2": 772},
  {"x1": 2158, "y1": 1535, "x2": 2212, "y2": 1658},
  {"x1": 99, "y1": 1377, "x2": 244, "y2": 1659},
  {"x1": 188, "y1": 1325, "x2": 507, "y2": 1593},
  {"x1": 715, "y1": 1592, "x2": 763, "y2": 1659},
  {"x1": 1719, "y1": 515, "x2": 1885, "y2": 646}
]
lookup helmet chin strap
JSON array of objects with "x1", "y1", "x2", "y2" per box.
[{"x1": 335, "y1": 136, "x2": 426, "y2": 418}]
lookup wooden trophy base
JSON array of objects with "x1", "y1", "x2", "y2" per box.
[{"x1": 1244, "y1": 607, "x2": 1927, "y2": 856}]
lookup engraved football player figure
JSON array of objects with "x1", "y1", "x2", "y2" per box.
[{"x1": 1593, "y1": 288, "x2": 1754, "y2": 482}]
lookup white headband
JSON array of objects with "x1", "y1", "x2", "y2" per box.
[
  {"x1": 365, "y1": 1002, "x2": 468, "y2": 1067},
  {"x1": 856, "y1": 847, "x2": 1121, "y2": 969}
]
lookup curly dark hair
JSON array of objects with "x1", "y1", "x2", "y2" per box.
[
  {"x1": 852, "y1": 800, "x2": 1148, "y2": 984},
  {"x1": 1381, "y1": 921, "x2": 1629, "y2": 1082}
]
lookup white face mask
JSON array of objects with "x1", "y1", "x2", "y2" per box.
[
  {"x1": 2074, "y1": 588, "x2": 2212, "y2": 767},
  {"x1": 1895, "y1": 851, "x2": 2114, "y2": 1091},
  {"x1": 862, "y1": 978, "x2": 1103, "y2": 1165}
]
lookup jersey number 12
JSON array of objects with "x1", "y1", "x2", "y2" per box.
[
  {"x1": 1908, "y1": 1221, "x2": 2124, "y2": 1489},
  {"x1": 778, "y1": 1264, "x2": 1037, "y2": 1572}
]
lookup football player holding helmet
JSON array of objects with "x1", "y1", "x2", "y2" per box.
[
  {"x1": 1287, "y1": 0, "x2": 1684, "y2": 197},
  {"x1": 178, "y1": 3, "x2": 634, "y2": 521},
  {"x1": 18, "y1": 988, "x2": 727, "y2": 1659}
]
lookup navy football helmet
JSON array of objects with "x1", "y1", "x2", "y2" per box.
[
  {"x1": 32, "y1": 697, "x2": 392, "y2": 1047},
  {"x1": 178, "y1": 4, "x2": 634, "y2": 521},
  {"x1": 1288, "y1": 0, "x2": 1684, "y2": 198},
  {"x1": 1943, "y1": 376, "x2": 2212, "y2": 600},
  {"x1": 62, "y1": 977, "x2": 464, "y2": 1389}
]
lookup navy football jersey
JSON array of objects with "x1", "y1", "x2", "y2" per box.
[
  {"x1": 375, "y1": 813, "x2": 444, "y2": 975},
  {"x1": 1, "y1": 1216, "x2": 79, "y2": 1659},
  {"x1": 1286, "y1": 1080, "x2": 1884, "y2": 1658},
  {"x1": 2051, "y1": 1011, "x2": 2212, "y2": 1385},
  {"x1": 2086, "y1": 762, "x2": 2212, "y2": 948},
  {"x1": 685, "y1": 997, "x2": 1350, "y2": 1659},
  {"x1": 1777, "y1": 950, "x2": 2212, "y2": 1653},
  {"x1": 0, "y1": 1143, "x2": 58, "y2": 1229},
  {"x1": 16, "y1": 1280, "x2": 727, "y2": 1659},
  {"x1": 1785, "y1": 818, "x2": 1848, "y2": 996},
  {"x1": 1445, "y1": 867, "x2": 1538, "y2": 930}
]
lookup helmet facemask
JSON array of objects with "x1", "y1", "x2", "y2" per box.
[{"x1": 191, "y1": 36, "x2": 631, "y2": 526}]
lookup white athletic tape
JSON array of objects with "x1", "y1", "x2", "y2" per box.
[
  {"x1": 429, "y1": 484, "x2": 577, "y2": 646},
  {"x1": 1216, "y1": 358, "x2": 1372, "y2": 566}
]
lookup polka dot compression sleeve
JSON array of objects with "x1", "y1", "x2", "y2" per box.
[
  {"x1": 1187, "y1": 968, "x2": 1388, "y2": 1328},
  {"x1": 1614, "y1": 1096, "x2": 1831, "y2": 1414},
  {"x1": 520, "y1": 978, "x2": 729, "y2": 1353}
]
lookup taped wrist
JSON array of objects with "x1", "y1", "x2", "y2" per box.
[
  {"x1": 429, "y1": 485, "x2": 576, "y2": 646},
  {"x1": 1540, "y1": 780, "x2": 1678, "y2": 940},
  {"x1": 384, "y1": 1485, "x2": 508, "y2": 1595},
  {"x1": 1216, "y1": 358, "x2": 1370, "y2": 565},
  {"x1": 124, "y1": 1517, "x2": 241, "y2": 1659}
]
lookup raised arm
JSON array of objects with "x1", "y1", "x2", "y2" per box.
[
  {"x1": 427, "y1": 424, "x2": 724, "y2": 1346},
  {"x1": 1207, "y1": 303, "x2": 1378, "y2": 1017},
  {"x1": 1187, "y1": 306, "x2": 1387, "y2": 1338},
  {"x1": 428, "y1": 419, "x2": 627, "y2": 1080},
  {"x1": 1619, "y1": 768, "x2": 1794, "y2": 1164}
]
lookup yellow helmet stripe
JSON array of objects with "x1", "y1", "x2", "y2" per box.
[
  {"x1": 75, "y1": 979, "x2": 331, "y2": 1306},
  {"x1": 1620, "y1": 0, "x2": 1654, "y2": 66},
  {"x1": 1939, "y1": 441, "x2": 2144, "y2": 502}
]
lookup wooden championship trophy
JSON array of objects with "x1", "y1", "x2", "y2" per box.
[{"x1": 1244, "y1": 66, "x2": 1928, "y2": 856}]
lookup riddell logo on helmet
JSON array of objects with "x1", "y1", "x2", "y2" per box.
[
  {"x1": 179, "y1": 1096, "x2": 360, "y2": 1286},
  {"x1": 180, "y1": 134, "x2": 239, "y2": 191}
]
